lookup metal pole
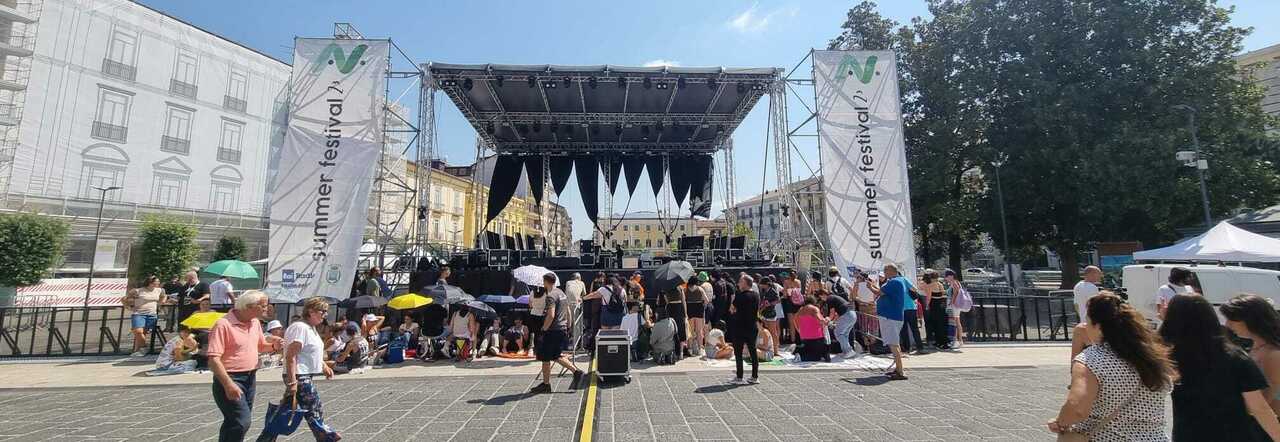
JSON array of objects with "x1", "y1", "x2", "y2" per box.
[
  {"x1": 1185, "y1": 110, "x2": 1212, "y2": 228},
  {"x1": 993, "y1": 158, "x2": 1012, "y2": 288},
  {"x1": 86, "y1": 190, "x2": 105, "y2": 307}
]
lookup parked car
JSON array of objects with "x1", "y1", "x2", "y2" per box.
[
  {"x1": 964, "y1": 267, "x2": 1001, "y2": 281},
  {"x1": 1123, "y1": 264, "x2": 1280, "y2": 324}
]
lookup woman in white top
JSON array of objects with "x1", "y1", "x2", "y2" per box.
[
  {"x1": 257, "y1": 297, "x2": 339, "y2": 441},
  {"x1": 124, "y1": 276, "x2": 166, "y2": 357},
  {"x1": 450, "y1": 307, "x2": 478, "y2": 360}
]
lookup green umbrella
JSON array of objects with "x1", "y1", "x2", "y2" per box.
[{"x1": 202, "y1": 260, "x2": 259, "y2": 279}]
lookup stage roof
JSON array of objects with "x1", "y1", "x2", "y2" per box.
[{"x1": 424, "y1": 63, "x2": 781, "y2": 155}]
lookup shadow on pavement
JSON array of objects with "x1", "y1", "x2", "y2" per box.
[
  {"x1": 842, "y1": 376, "x2": 890, "y2": 386},
  {"x1": 693, "y1": 383, "x2": 748, "y2": 394}
]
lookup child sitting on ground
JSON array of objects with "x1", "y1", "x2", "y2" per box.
[{"x1": 153, "y1": 325, "x2": 200, "y2": 374}]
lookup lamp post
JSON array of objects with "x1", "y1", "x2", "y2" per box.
[
  {"x1": 991, "y1": 153, "x2": 1012, "y2": 288},
  {"x1": 1172, "y1": 104, "x2": 1213, "y2": 229},
  {"x1": 85, "y1": 185, "x2": 122, "y2": 307}
]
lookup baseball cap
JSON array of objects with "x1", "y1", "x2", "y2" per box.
[
  {"x1": 266, "y1": 320, "x2": 283, "y2": 332},
  {"x1": 363, "y1": 313, "x2": 377, "y2": 322}
]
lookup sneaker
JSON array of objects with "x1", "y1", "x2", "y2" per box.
[
  {"x1": 130, "y1": 351, "x2": 145, "y2": 358},
  {"x1": 841, "y1": 350, "x2": 859, "y2": 359},
  {"x1": 747, "y1": 377, "x2": 759, "y2": 385},
  {"x1": 728, "y1": 377, "x2": 748, "y2": 385},
  {"x1": 528, "y1": 383, "x2": 552, "y2": 394}
]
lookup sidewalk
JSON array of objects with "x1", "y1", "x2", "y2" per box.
[{"x1": 0, "y1": 342, "x2": 1070, "y2": 389}]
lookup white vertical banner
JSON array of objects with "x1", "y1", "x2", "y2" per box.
[
  {"x1": 266, "y1": 38, "x2": 388, "y2": 301},
  {"x1": 94, "y1": 239, "x2": 117, "y2": 270},
  {"x1": 813, "y1": 50, "x2": 916, "y2": 281}
]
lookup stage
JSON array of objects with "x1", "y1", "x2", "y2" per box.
[{"x1": 445, "y1": 265, "x2": 794, "y2": 297}]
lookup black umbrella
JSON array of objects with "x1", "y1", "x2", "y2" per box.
[
  {"x1": 444, "y1": 292, "x2": 476, "y2": 305},
  {"x1": 339, "y1": 295, "x2": 387, "y2": 309},
  {"x1": 652, "y1": 260, "x2": 695, "y2": 292},
  {"x1": 462, "y1": 300, "x2": 497, "y2": 318},
  {"x1": 426, "y1": 284, "x2": 470, "y2": 305}
]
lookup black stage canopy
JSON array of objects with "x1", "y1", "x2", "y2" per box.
[{"x1": 425, "y1": 63, "x2": 780, "y2": 155}]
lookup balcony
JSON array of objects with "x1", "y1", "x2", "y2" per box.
[
  {"x1": 223, "y1": 95, "x2": 247, "y2": 113},
  {"x1": 0, "y1": 78, "x2": 25, "y2": 91},
  {"x1": 0, "y1": 2, "x2": 35, "y2": 23},
  {"x1": 160, "y1": 136, "x2": 190, "y2": 155},
  {"x1": 169, "y1": 79, "x2": 198, "y2": 99},
  {"x1": 91, "y1": 121, "x2": 128, "y2": 143},
  {"x1": 101, "y1": 59, "x2": 136, "y2": 82},
  {"x1": 217, "y1": 147, "x2": 241, "y2": 164}
]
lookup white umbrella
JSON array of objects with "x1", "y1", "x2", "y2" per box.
[{"x1": 511, "y1": 265, "x2": 559, "y2": 286}]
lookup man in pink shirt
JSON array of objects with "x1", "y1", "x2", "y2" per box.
[{"x1": 206, "y1": 290, "x2": 281, "y2": 441}]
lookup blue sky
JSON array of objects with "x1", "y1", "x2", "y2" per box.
[{"x1": 140, "y1": 0, "x2": 1280, "y2": 241}]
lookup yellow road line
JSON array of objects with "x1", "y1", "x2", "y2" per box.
[{"x1": 577, "y1": 357, "x2": 599, "y2": 442}]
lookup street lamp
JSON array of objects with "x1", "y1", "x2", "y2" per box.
[
  {"x1": 1172, "y1": 104, "x2": 1213, "y2": 229},
  {"x1": 85, "y1": 185, "x2": 122, "y2": 307},
  {"x1": 991, "y1": 153, "x2": 1013, "y2": 288}
]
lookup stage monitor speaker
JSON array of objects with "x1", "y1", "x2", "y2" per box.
[
  {"x1": 467, "y1": 250, "x2": 487, "y2": 267},
  {"x1": 579, "y1": 253, "x2": 596, "y2": 267},
  {"x1": 578, "y1": 240, "x2": 595, "y2": 255},
  {"x1": 678, "y1": 235, "x2": 705, "y2": 250},
  {"x1": 729, "y1": 249, "x2": 745, "y2": 260},
  {"x1": 524, "y1": 256, "x2": 579, "y2": 269},
  {"x1": 685, "y1": 251, "x2": 706, "y2": 266},
  {"x1": 729, "y1": 236, "x2": 746, "y2": 249},
  {"x1": 487, "y1": 250, "x2": 511, "y2": 268},
  {"x1": 518, "y1": 250, "x2": 543, "y2": 266}
]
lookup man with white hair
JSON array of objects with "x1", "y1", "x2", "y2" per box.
[
  {"x1": 206, "y1": 290, "x2": 282, "y2": 440},
  {"x1": 564, "y1": 273, "x2": 585, "y2": 341}
]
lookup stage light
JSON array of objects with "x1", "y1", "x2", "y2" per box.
[
  {"x1": 532, "y1": 122, "x2": 542, "y2": 133},
  {"x1": 656, "y1": 81, "x2": 668, "y2": 90},
  {"x1": 716, "y1": 125, "x2": 725, "y2": 134},
  {"x1": 677, "y1": 78, "x2": 687, "y2": 89},
  {"x1": 564, "y1": 78, "x2": 572, "y2": 89},
  {"x1": 528, "y1": 77, "x2": 537, "y2": 88},
  {"x1": 495, "y1": 76, "x2": 504, "y2": 87},
  {"x1": 543, "y1": 80, "x2": 557, "y2": 89},
  {"x1": 617, "y1": 77, "x2": 627, "y2": 88},
  {"x1": 736, "y1": 83, "x2": 747, "y2": 94},
  {"x1": 463, "y1": 78, "x2": 473, "y2": 91},
  {"x1": 643, "y1": 78, "x2": 652, "y2": 89},
  {"x1": 588, "y1": 77, "x2": 598, "y2": 89},
  {"x1": 752, "y1": 83, "x2": 767, "y2": 91}
]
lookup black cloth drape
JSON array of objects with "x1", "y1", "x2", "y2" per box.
[
  {"x1": 550, "y1": 157, "x2": 574, "y2": 195},
  {"x1": 485, "y1": 155, "x2": 523, "y2": 224},
  {"x1": 689, "y1": 155, "x2": 714, "y2": 218},
  {"x1": 670, "y1": 155, "x2": 693, "y2": 207},
  {"x1": 622, "y1": 156, "x2": 644, "y2": 196},
  {"x1": 645, "y1": 156, "x2": 665, "y2": 196},
  {"x1": 575, "y1": 156, "x2": 600, "y2": 226},
  {"x1": 607, "y1": 158, "x2": 623, "y2": 195},
  {"x1": 524, "y1": 156, "x2": 545, "y2": 205}
]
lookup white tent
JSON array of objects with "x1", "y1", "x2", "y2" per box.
[{"x1": 1133, "y1": 221, "x2": 1280, "y2": 263}]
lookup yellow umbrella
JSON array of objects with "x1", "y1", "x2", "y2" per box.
[
  {"x1": 388, "y1": 293, "x2": 433, "y2": 310},
  {"x1": 180, "y1": 312, "x2": 226, "y2": 330}
]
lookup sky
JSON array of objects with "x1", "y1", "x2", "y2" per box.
[{"x1": 139, "y1": 0, "x2": 1280, "y2": 241}]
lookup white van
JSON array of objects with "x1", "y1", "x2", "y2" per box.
[{"x1": 1123, "y1": 264, "x2": 1280, "y2": 322}]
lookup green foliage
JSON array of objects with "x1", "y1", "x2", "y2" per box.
[
  {"x1": 731, "y1": 222, "x2": 755, "y2": 241},
  {"x1": 137, "y1": 217, "x2": 198, "y2": 282},
  {"x1": 212, "y1": 236, "x2": 247, "y2": 261},
  {"x1": 0, "y1": 214, "x2": 69, "y2": 287}
]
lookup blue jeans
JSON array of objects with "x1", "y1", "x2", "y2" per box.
[
  {"x1": 257, "y1": 375, "x2": 339, "y2": 441},
  {"x1": 131, "y1": 314, "x2": 157, "y2": 330},
  {"x1": 212, "y1": 371, "x2": 256, "y2": 442},
  {"x1": 834, "y1": 312, "x2": 857, "y2": 354}
]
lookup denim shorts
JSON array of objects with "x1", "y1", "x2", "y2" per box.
[{"x1": 131, "y1": 314, "x2": 157, "y2": 330}]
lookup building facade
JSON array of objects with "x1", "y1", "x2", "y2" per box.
[
  {"x1": 0, "y1": 0, "x2": 290, "y2": 271},
  {"x1": 593, "y1": 211, "x2": 726, "y2": 255},
  {"x1": 731, "y1": 176, "x2": 828, "y2": 249},
  {"x1": 1237, "y1": 43, "x2": 1280, "y2": 123}
]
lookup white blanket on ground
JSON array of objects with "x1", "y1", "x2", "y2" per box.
[{"x1": 700, "y1": 351, "x2": 894, "y2": 371}]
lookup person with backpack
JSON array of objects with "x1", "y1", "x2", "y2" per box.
[{"x1": 597, "y1": 276, "x2": 627, "y2": 330}]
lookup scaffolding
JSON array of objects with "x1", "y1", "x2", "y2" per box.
[{"x1": 0, "y1": 0, "x2": 45, "y2": 201}]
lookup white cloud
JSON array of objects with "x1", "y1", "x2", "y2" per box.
[
  {"x1": 727, "y1": 3, "x2": 796, "y2": 33},
  {"x1": 642, "y1": 59, "x2": 681, "y2": 67}
]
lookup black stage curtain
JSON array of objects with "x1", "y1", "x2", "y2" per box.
[
  {"x1": 670, "y1": 155, "x2": 693, "y2": 207},
  {"x1": 524, "y1": 156, "x2": 544, "y2": 205},
  {"x1": 486, "y1": 231, "x2": 502, "y2": 249},
  {"x1": 575, "y1": 156, "x2": 600, "y2": 226},
  {"x1": 486, "y1": 155, "x2": 523, "y2": 224},
  {"x1": 503, "y1": 234, "x2": 517, "y2": 250},
  {"x1": 689, "y1": 155, "x2": 714, "y2": 218},
  {"x1": 645, "y1": 156, "x2": 665, "y2": 196},
  {"x1": 622, "y1": 156, "x2": 644, "y2": 196},
  {"x1": 550, "y1": 157, "x2": 574, "y2": 195},
  {"x1": 525, "y1": 234, "x2": 536, "y2": 250},
  {"x1": 607, "y1": 158, "x2": 623, "y2": 194}
]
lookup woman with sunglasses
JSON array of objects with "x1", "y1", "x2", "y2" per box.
[{"x1": 257, "y1": 296, "x2": 340, "y2": 441}]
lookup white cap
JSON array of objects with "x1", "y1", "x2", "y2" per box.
[
  {"x1": 363, "y1": 313, "x2": 377, "y2": 322},
  {"x1": 266, "y1": 320, "x2": 283, "y2": 331}
]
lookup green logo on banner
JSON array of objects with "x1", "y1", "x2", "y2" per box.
[
  {"x1": 835, "y1": 54, "x2": 878, "y2": 84},
  {"x1": 313, "y1": 43, "x2": 369, "y2": 74}
]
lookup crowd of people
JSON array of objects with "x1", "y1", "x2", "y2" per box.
[{"x1": 1052, "y1": 265, "x2": 1280, "y2": 440}]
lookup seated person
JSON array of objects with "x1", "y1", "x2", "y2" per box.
[
  {"x1": 420, "y1": 305, "x2": 450, "y2": 360},
  {"x1": 361, "y1": 313, "x2": 387, "y2": 346},
  {"x1": 502, "y1": 317, "x2": 529, "y2": 355},
  {"x1": 705, "y1": 328, "x2": 733, "y2": 360},
  {"x1": 333, "y1": 322, "x2": 369, "y2": 374},
  {"x1": 756, "y1": 319, "x2": 776, "y2": 362},
  {"x1": 476, "y1": 317, "x2": 502, "y2": 358},
  {"x1": 259, "y1": 320, "x2": 286, "y2": 368},
  {"x1": 154, "y1": 325, "x2": 200, "y2": 373},
  {"x1": 399, "y1": 314, "x2": 420, "y2": 339}
]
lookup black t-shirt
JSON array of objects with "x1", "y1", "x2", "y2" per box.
[
  {"x1": 1171, "y1": 347, "x2": 1270, "y2": 442},
  {"x1": 730, "y1": 289, "x2": 760, "y2": 333},
  {"x1": 179, "y1": 281, "x2": 209, "y2": 305},
  {"x1": 825, "y1": 295, "x2": 850, "y2": 317}
]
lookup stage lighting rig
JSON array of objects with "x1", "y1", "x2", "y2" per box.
[
  {"x1": 542, "y1": 80, "x2": 558, "y2": 88},
  {"x1": 736, "y1": 83, "x2": 747, "y2": 94},
  {"x1": 643, "y1": 77, "x2": 652, "y2": 89},
  {"x1": 656, "y1": 81, "x2": 668, "y2": 90},
  {"x1": 751, "y1": 82, "x2": 767, "y2": 91},
  {"x1": 588, "y1": 77, "x2": 598, "y2": 89},
  {"x1": 563, "y1": 77, "x2": 572, "y2": 89}
]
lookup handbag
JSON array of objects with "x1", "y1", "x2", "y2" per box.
[
  {"x1": 263, "y1": 389, "x2": 306, "y2": 435},
  {"x1": 1055, "y1": 389, "x2": 1138, "y2": 442}
]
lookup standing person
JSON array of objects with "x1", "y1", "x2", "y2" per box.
[
  {"x1": 728, "y1": 274, "x2": 761, "y2": 385},
  {"x1": 1155, "y1": 267, "x2": 1193, "y2": 320},
  {"x1": 589, "y1": 276, "x2": 626, "y2": 330},
  {"x1": 565, "y1": 273, "x2": 586, "y2": 340},
  {"x1": 711, "y1": 272, "x2": 733, "y2": 329},
  {"x1": 1048, "y1": 293, "x2": 1172, "y2": 440},
  {"x1": 1071, "y1": 266, "x2": 1103, "y2": 360},
  {"x1": 362, "y1": 268, "x2": 384, "y2": 298},
  {"x1": 921, "y1": 271, "x2": 950, "y2": 350},
  {"x1": 876, "y1": 264, "x2": 910, "y2": 381},
  {"x1": 436, "y1": 266, "x2": 451, "y2": 285},
  {"x1": 531, "y1": 272, "x2": 584, "y2": 393},
  {"x1": 209, "y1": 275, "x2": 236, "y2": 312},
  {"x1": 526, "y1": 277, "x2": 546, "y2": 355},
  {"x1": 758, "y1": 276, "x2": 782, "y2": 357},
  {"x1": 178, "y1": 271, "x2": 210, "y2": 323},
  {"x1": 1221, "y1": 294, "x2": 1280, "y2": 415},
  {"x1": 1160, "y1": 295, "x2": 1280, "y2": 441},
  {"x1": 823, "y1": 287, "x2": 858, "y2": 358},
  {"x1": 698, "y1": 273, "x2": 714, "y2": 340},
  {"x1": 663, "y1": 284, "x2": 690, "y2": 358},
  {"x1": 686, "y1": 282, "x2": 707, "y2": 356},
  {"x1": 781, "y1": 271, "x2": 803, "y2": 347},
  {"x1": 943, "y1": 270, "x2": 966, "y2": 348},
  {"x1": 206, "y1": 291, "x2": 282, "y2": 442},
  {"x1": 124, "y1": 276, "x2": 166, "y2": 357},
  {"x1": 899, "y1": 278, "x2": 924, "y2": 355},
  {"x1": 257, "y1": 297, "x2": 340, "y2": 442},
  {"x1": 162, "y1": 276, "x2": 183, "y2": 331}
]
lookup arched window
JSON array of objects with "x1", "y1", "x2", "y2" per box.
[
  {"x1": 209, "y1": 165, "x2": 242, "y2": 212},
  {"x1": 79, "y1": 143, "x2": 129, "y2": 200}
]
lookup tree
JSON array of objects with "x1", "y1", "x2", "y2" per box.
[
  {"x1": 137, "y1": 217, "x2": 198, "y2": 283},
  {"x1": 212, "y1": 236, "x2": 247, "y2": 261},
  {"x1": 731, "y1": 222, "x2": 755, "y2": 241},
  {"x1": 0, "y1": 214, "x2": 69, "y2": 287}
]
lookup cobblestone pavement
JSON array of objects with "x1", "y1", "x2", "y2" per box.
[{"x1": 0, "y1": 366, "x2": 1077, "y2": 441}]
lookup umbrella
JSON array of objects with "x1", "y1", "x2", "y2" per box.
[
  {"x1": 512, "y1": 265, "x2": 558, "y2": 286},
  {"x1": 388, "y1": 293, "x2": 433, "y2": 310},
  {"x1": 202, "y1": 260, "x2": 259, "y2": 279},
  {"x1": 180, "y1": 312, "x2": 225, "y2": 330},
  {"x1": 652, "y1": 260, "x2": 695, "y2": 292},
  {"x1": 445, "y1": 293, "x2": 476, "y2": 304},
  {"x1": 478, "y1": 295, "x2": 517, "y2": 304},
  {"x1": 294, "y1": 296, "x2": 340, "y2": 306},
  {"x1": 515, "y1": 295, "x2": 530, "y2": 305},
  {"x1": 426, "y1": 284, "x2": 470, "y2": 304},
  {"x1": 462, "y1": 300, "x2": 497, "y2": 318},
  {"x1": 340, "y1": 295, "x2": 387, "y2": 309}
]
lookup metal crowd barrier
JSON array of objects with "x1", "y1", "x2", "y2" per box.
[{"x1": 962, "y1": 295, "x2": 1077, "y2": 342}]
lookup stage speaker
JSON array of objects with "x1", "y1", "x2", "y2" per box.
[
  {"x1": 518, "y1": 250, "x2": 542, "y2": 266},
  {"x1": 467, "y1": 250, "x2": 487, "y2": 267},
  {"x1": 579, "y1": 240, "x2": 595, "y2": 255},
  {"x1": 580, "y1": 253, "x2": 596, "y2": 267},
  {"x1": 678, "y1": 235, "x2": 705, "y2": 250},
  {"x1": 729, "y1": 236, "x2": 746, "y2": 250},
  {"x1": 686, "y1": 251, "x2": 706, "y2": 266},
  {"x1": 487, "y1": 250, "x2": 511, "y2": 268},
  {"x1": 524, "y1": 256, "x2": 579, "y2": 269}
]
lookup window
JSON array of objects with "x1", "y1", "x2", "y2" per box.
[
  {"x1": 217, "y1": 119, "x2": 244, "y2": 164},
  {"x1": 170, "y1": 48, "x2": 199, "y2": 98},
  {"x1": 646, "y1": 225, "x2": 651, "y2": 231},
  {"x1": 151, "y1": 173, "x2": 188, "y2": 207},
  {"x1": 161, "y1": 106, "x2": 193, "y2": 154},
  {"x1": 622, "y1": 225, "x2": 628, "y2": 231},
  {"x1": 453, "y1": 192, "x2": 462, "y2": 212},
  {"x1": 83, "y1": 166, "x2": 124, "y2": 200},
  {"x1": 224, "y1": 68, "x2": 248, "y2": 112},
  {"x1": 103, "y1": 29, "x2": 138, "y2": 81},
  {"x1": 92, "y1": 88, "x2": 131, "y2": 142},
  {"x1": 210, "y1": 182, "x2": 238, "y2": 212},
  {"x1": 646, "y1": 239, "x2": 652, "y2": 248}
]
